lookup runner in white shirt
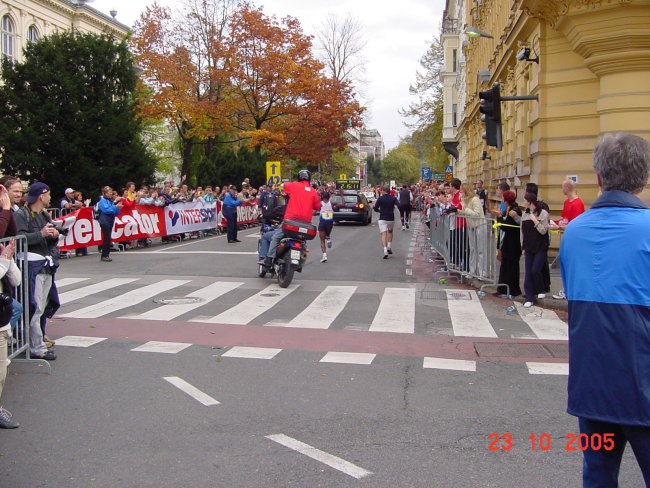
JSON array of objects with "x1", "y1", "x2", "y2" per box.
[{"x1": 318, "y1": 192, "x2": 334, "y2": 262}]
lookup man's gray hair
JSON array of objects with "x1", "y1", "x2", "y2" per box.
[{"x1": 593, "y1": 132, "x2": 650, "y2": 193}]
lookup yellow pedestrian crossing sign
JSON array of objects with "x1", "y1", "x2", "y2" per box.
[
  {"x1": 266, "y1": 161, "x2": 282, "y2": 187},
  {"x1": 339, "y1": 173, "x2": 347, "y2": 180}
]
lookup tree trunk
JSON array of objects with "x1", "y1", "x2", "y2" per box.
[{"x1": 180, "y1": 138, "x2": 193, "y2": 184}]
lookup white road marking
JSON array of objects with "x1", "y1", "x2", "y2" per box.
[
  {"x1": 198, "y1": 283, "x2": 298, "y2": 324},
  {"x1": 405, "y1": 269, "x2": 413, "y2": 276},
  {"x1": 526, "y1": 362, "x2": 569, "y2": 375},
  {"x1": 369, "y1": 287, "x2": 415, "y2": 334},
  {"x1": 269, "y1": 286, "x2": 357, "y2": 329},
  {"x1": 266, "y1": 434, "x2": 372, "y2": 480},
  {"x1": 406, "y1": 259, "x2": 412, "y2": 265},
  {"x1": 407, "y1": 253, "x2": 413, "y2": 258},
  {"x1": 163, "y1": 376, "x2": 220, "y2": 406},
  {"x1": 514, "y1": 303, "x2": 568, "y2": 340},
  {"x1": 320, "y1": 352, "x2": 376, "y2": 365},
  {"x1": 59, "y1": 280, "x2": 190, "y2": 318},
  {"x1": 131, "y1": 341, "x2": 192, "y2": 354},
  {"x1": 221, "y1": 346, "x2": 281, "y2": 359},
  {"x1": 54, "y1": 336, "x2": 107, "y2": 348},
  {"x1": 122, "y1": 281, "x2": 244, "y2": 321},
  {"x1": 58, "y1": 278, "x2": 139, "y2": 305},
  {"x1": 151, "y1": 235, "x2": 221, "y2": 251},
  {"x1": 120, "y1": 251, "x2": 258, "y2": 255},
  {"x1": 423, "y1": 357, "x2": 477, "y2": 372},
  {"x1": 55, "y1": 278, "x2": 90, "y2": 288},
  {"x1": 446, "y1": 289, "x2": 497, "y2": 338}
]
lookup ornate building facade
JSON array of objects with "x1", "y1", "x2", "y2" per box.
[
  {"x1": 443, "y1": 0, "x2": 650, "y2": 210},
  {"x1": 1, "y1": 0, "x2": 128, "y2": 65}
]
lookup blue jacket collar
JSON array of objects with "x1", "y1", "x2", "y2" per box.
[{"x1": 591, "y1": 190, "x2": 649, "y2": 210}]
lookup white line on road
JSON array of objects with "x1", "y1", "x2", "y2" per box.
[
  {"x1": 320, "y1": 351, "x2": 376, "y2": 365},
  {"x1": 60, "y1": 280, "x2": 191, "y2": 318},
  {"x1": 369, "y1": 287, "x2": 415, "y2": 334},
  {"x1": 132, "y1": 341, "x2": 192, "y2": 354},
  {"x1": 265, "y1": 434, "x2": 373, "y2": 480},
  {"x1": 58, "y1": 278, "x2": 138, "y2": 305},
  {"x1": 423, "y1": 357, "x2": 476, "y2": 372},
  {"x1": 122, "y1": 281, "x2": 244, "y2": 321},
  {"x1": 405, "y1": 269, "x2": 413, "y2": 276},
  {"x1": 118, "y1": 251, "x2": 258, "y2": 255},
  {"x1": 221, "y1": 346, "x2": 282, "y2": 359},
  {"x1": 198, "y1": 283, "x2": 298, "y2": 324},
  {"x1": 526, "y1": 362, "x2": 569, "y2": 375},
  {"x1": 270, "y1": 286, "x2": 357, "y2": 329},
  {"x1": 446, "y1": 289, "x2": 498, "y2": 338},
  {"x1": 163, "y1": 376, "x2": 220, "y2": 406},
  {"x1": 55, "y1": 277, "x2": 90, "y2": 288},
  {"x1": 514, "y1": 303, "x2": 568, "y2": 340},
  {"x1": 54, "y1": 336, "x2": 107, "y2": 348}
]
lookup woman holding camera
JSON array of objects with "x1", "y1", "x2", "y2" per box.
[
  {"x1": 521, "y1": 192, "x2": 549, "y2": 307},
  {"x1": 496, "y1": 190, "x2": 522, "y2": 297}
]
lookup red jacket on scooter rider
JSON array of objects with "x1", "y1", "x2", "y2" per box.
[{"x1": 282, "y1": 171, "x2": 321, "y2": 222}]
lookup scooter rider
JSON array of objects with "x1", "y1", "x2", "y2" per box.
[{"x1": 264, "y1": 169, "x2": 321, "y2": 268}]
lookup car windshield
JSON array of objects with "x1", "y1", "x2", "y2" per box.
[{"x1": 331, "y1": 196, "x2": 358, "y2": 204}]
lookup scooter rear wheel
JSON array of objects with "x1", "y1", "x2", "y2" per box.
[{"x1": 276, "y1": 263, "x2": 294, "y2": 288}]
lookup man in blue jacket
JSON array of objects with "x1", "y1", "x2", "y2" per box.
[
  {"x1": 222, "y1": 185, "x2": 242, "y2": 243},
  {"x1": 96, "y1": 186, "x2": 123, "y2": 262},
  {"x1": 560, "y1": 132, "x2": 650, "y2": 487}
]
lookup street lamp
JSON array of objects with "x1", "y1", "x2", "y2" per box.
[{"x1": 465, "y1": 26, "x2": 494, "y2": 39}]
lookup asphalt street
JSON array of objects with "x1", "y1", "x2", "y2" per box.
[{"x1": 1, "y1": 215, "x2": 645, "y2": 487}]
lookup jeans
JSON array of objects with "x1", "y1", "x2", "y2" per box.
[
  {"x1": 266, "y1": 227, "x2": 285, "y2": 259},
  {"x1": 100, "y1": 224, "x2": 112, "y2": 258},
  {"x1": 579, "y1": 417, "x2": 650, "y2": 488},
  {"x1": 524, "y1": 249, "x2": 548, "y2": 302},
  {"x1": 9, "y1": 298, "x2": 22, "y2": 337},
  {"x1": 259, "y1": 230, "x2": 276, "y2": 259},
  {"x1": 225, "y1": 212, "x2": 238, "y2": 241},
  {"x1": 29, "y1": 273, "x2": 52, "y2": 355}
]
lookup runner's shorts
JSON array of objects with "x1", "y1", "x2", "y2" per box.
[
  {"x1": 378, "y1": 220, "x2": 394, "y2": 233},
  {"x1": 318, "y1": 220, "x2": 334, "y2": 236}
]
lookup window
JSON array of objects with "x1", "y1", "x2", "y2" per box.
[
  {"x1": 452, "y1": 104, "x2": 458, "y2": 127},
  {"x1": 28, "y1": 25, "x2": 39, "y2": 43},
  {"x1": 452, "y1": 49, "x2": 458, "y2": 73},
  {"x1": 1, "y1": 15, "x2": 15, "y2": 62}
]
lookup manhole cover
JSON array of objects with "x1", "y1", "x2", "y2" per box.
[
  {"x1": 260, "y1": 293, "x2": 280, "y2": 297},
  {"x1": 448, "y1": 291, "x2": 472, "y2": 300},
  {"x1": 153, "y1": 297, "x2": 204, "y2": 305},
  {"x1": 474, "y1": 342, "x2": 553, "y2": 358},
  {"x1": 421, "y1": 291, "x2": 447, "y2": 300}
]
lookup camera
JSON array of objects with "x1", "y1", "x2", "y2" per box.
[{"x1": 516, "y1": 47, "x2": 530, "y2": 61}]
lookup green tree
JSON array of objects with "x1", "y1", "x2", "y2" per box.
[
  {"x1": 381, "y1": 142, "x2": 421, "y2": 184},
  {"x1": 0, "y1": 31, "x2": 156, "y2": 197}
]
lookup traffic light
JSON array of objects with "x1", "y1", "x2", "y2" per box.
[{"x1": 479, "y1": 83, "x2": 502, "y2": 150}]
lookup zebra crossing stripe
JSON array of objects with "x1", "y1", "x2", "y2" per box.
[
  {"x1": 526, "y1": 362, "x2": 568, "y2": 375},
  {"x1": 446, "y1": 290, "x2": 498, "y2": 338},
  {"x1": 55, "y1": 277, "x2": 90, "y2": 288},
  {"x1": 58, "y1": 278, "x2": 139, "y2": 305},
  {"x1": 198, "y1": 283, "x2": 298, "y2": 324},
  {"x1": 514, "y1": 303, "x2": 568, "y2": 340},
  {"x1": 423, "y1": 357, "x2": 476, "y2": 372},
  {"x1": 59, "y1": 280, "x2": 191, "y2": 318},
  {"x1": 163, "y1": 377, "x2": 220, "y2": 406},
  {"x1": 121, "y1": 281, "x2": 244, "y2": 321},
  {"x1": 320, "y1": 351, "x2": 376, "y2": 364},
  {"x1": 369, "y1": 287, "x2": 415, "y2": 334},
  {"x1": 272, "y1": 286, "x2": 357, "y2": 329}
]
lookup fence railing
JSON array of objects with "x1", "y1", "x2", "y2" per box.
[
  {"x1": 4, "y1": 235, "x2": 51, "y2": 371},
  {"x1": 428, "y1": 206, "x2": 509, "y2": 295}
]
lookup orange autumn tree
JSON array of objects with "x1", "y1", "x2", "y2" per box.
[
  {"x1": 224, "y1": 4, "x2": 363, "y2": 165},
  {"x1": 131, "y1": 0, "x2": 239, "y2": 182}
]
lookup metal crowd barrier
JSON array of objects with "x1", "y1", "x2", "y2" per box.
[
  {"x1": 46, "y1": 207, "x2": 62, "y2": 219},
  {"x1": 4, "y1": 235, "x2": 51, "y2": 371},
  {"x1": 428, "y1": 207, "x2": 508, "y2": 295}
]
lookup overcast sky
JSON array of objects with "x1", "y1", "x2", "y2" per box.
[{"x1": 91, "y1": 0, "x2": 446, "y2": 150}]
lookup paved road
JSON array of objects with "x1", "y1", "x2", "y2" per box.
[{"x1": 1, "y1": 216, "x2": 644, "y2": 487}]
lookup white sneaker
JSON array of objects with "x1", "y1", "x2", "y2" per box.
[
  {"x1": 326, "y1": 238, "x2": 332, "y2": 249},
  {"x1": 401, "y1": 225, "x2": 406, "y2": 231},
  {"x1": 524, "y1": 301, "x2": 534, "y2": 308},
  {"x1": 320, "y1": 255, "x2": 327, "y2": 262},
  {"x1": 552, "y1": 290, "x2": 566, "y2": 300},
  {"x1": 537, "y1": 293, "x2": 546, "y2": 299}
]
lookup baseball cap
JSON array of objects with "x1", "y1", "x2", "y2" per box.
[
  {"x1": 65, "y1": 187, "x2": 75, "y2": 194},
  {"x1": 24, "y1": 182, "x2": 50, "y2": 203}
]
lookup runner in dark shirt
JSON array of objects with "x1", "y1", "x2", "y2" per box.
[{"x1": 373, "y1": 186, "x2": 400, "y2": 259}]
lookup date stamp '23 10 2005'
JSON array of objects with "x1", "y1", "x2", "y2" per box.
[{"x1": 488, "y1": 433, "x2": 616, "y2": 452}]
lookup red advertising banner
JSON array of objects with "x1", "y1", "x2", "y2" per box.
[
  {"x1": 217, "y1": 199, "x2": 260, "y2": 228},
  {"x1": 55, "y1": 206, "x2": 167, "y2": 251}
]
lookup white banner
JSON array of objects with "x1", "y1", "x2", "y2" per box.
[{"x1": 164, "y1": 200, "x2": 218, "y2": 234}]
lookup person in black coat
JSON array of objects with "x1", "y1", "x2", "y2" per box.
[{"x1": 496, "y1": 190, "x2": 522, "y2": 297}]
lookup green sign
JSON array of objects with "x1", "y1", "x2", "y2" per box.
[
  {"x1": 335, "y1": 179, "x2": 361, "y2": 190},
  {"x1": 431, "y1": 172, "x2": 446, "y2": 181}
]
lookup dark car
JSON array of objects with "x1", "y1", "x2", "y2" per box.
[{"x1": 331, "y1": 191, "x2": 372, "y2": 225}]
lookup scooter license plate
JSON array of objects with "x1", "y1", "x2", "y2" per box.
[{"x1": 290, "y1": 249, "x2": 301, "y2": 260}]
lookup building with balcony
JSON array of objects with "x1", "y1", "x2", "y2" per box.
[
  {"x1": 450, "y1": 0, "x2": 650, "y2": 211},
  {"x1": 1, "y1": 0, "x2": 128, "y2": 65}
]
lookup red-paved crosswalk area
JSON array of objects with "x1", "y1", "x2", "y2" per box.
[{"x1": 50, "y1": 316, "x2": 568, "y2": 364}]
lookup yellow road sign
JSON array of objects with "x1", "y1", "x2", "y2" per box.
[
  {"x1": 266, "y1": 161, "x2": 282, "y2": 187},
  {"x1": 339, "y1": 173, "x2": 347, "y2": 180}
]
